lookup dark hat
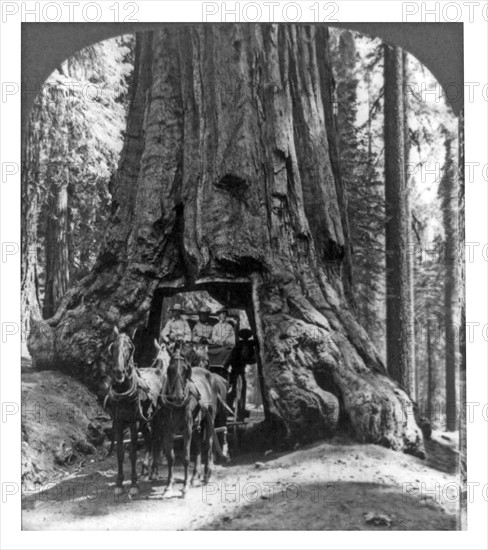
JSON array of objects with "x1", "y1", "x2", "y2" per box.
[
  {"x1": 198, "y1": 306, "x2": 211, "y2": 314},
  {"x1": 238, "y1": 328, "x2": 253, "y2": 340},
  {"x1": 172, "y1": 303, "x2": 184, "y2": 312}
]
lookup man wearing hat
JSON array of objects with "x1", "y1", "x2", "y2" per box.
[
  {"x1": 211, "y1": 308, "x2": 235, "y2": 347},
  {"x1": 192, "y1": 306, "x2": 213, "y2": 343},
  {"x1": 228, "y1": 328, "x2": 256, "y2": 418},
  {"x1": 160, "y1": 303, "x2": 191, "y2": 346}
]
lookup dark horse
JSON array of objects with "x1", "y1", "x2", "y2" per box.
[
  {"x1": 107, "y1": 327, "x2": 164, "y2": 496},
  {"x1": 150, "y1": 343, "x2": 228, "y2": 498}
]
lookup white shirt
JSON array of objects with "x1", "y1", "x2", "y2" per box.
[
  {"x1": 211, "y1": 321, "x2": 235, "y2": 346},
  {"x1": 161, "y1": 318, "x2": 191, "y2": 342}
]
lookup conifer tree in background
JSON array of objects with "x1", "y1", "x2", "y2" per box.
[
  {"x1": 331, "y1": 30, "x2": 386, "y2": 356},
  {"x1": 42, "y1": 90, "x2": 70, "y2": 318},
  {"x1": 439, "y1": 128, "x2": 459, "y2": 432},
  {"x1": 403, "y1": 49, "x2": 416, "y2": 399},
  {"x1": 383, "y1": 44, "x2": 413, "y2": 393},
  {"x1": 25, "y1": 36, "x2": 134, "y2": 321}
]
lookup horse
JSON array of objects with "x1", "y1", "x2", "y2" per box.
[
  {"x1": 150, "y1": 342, "x2": 228, "y2": 498},
  {"x1": 185, "y1": 340, "x2": 209, "y2": 369},
  {"x1": 106, "y1": 326, "x2": 164, "y2": 496},
  {"x1": 152, "y1": 339, "x2": 171, "y2": 377}
]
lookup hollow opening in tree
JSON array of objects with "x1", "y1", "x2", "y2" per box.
[{"x1": 131, "y1": 282, "x2": 269, "y2": 419}]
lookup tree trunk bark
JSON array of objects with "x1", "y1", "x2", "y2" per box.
[
  {"x1": 440, "y1": 132, "x2": 459, "y2": 432},
  {"x1": 42, "y1": 166, "x2": 70, "y2": 319},
  {"x1": 403, "y1": 50, "x2": 416, "y2": 400},
  {"x1": 426, "y1": 319, "x2": 434, "y2": 423},
  {"x1": 29, "y1": 25, "x2": 424, "y2": 455},
  {"x1": 384, "y1": 44, "x2": 412, "y2": 394},
  {"x1": 457, "y1": 108, "x2": 466, "y2": 529},
  {"x1": 21, "y1": 97, "x2": 43, "y2": 355}
]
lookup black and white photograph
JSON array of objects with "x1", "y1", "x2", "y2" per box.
[{"x1": 1, "y1": 5, "x2": 482, "y2": 542}]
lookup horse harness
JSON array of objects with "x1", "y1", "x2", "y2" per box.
[
  {"x1": 105, "y1": 366, "x2": 160, "y2": 424},
  {"x1": 105, "y1": 353, "x2": 209, "y2": 432}
]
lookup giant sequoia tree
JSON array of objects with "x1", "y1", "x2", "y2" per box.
[{"x1": 28, "y1": 25, "x2": 423, "y2": 455}]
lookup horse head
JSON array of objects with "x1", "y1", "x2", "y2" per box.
[
  {"x1": 153, "y1": 339, "x2": 170, "y2": 375},
  {"x1": 108, "y1": 326, "x2": 136, "y2": 385},
  {"x1": 164, "y1": 348, "x2": 192, "y2": 406}
]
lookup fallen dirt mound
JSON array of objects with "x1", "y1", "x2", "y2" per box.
[{"x1": 22, "y1": 362, "x2": 109, "y2": 487}]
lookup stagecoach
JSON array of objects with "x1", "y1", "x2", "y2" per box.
[
  {"x1": 106, "y1": 307, "x2": 255, "y2": 476},
  {"x1": 182, "y1": 309, "x2": 249, "y2": 453}
]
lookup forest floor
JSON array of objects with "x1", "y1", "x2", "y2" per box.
[{"x1": 22, "y1": 366, "x2": 460, "y2": 531}]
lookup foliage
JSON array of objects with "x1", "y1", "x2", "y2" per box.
[
  {"x1": 329, "y1": 30, "x2": 386, "y2": 356},
  {"x1": 34, "y1": 35, "x2": 134, "y2": 297},
  {"x1": 330, "y1": 29, "x2": 458, "y2": 419}
]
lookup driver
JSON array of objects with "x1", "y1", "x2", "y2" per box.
[
  {"x1": 160, "y1": 304, "x2": 191, "y2": 347},
  {"x1": 192, "y1": 306, "x2": 214, "y2": 343}
]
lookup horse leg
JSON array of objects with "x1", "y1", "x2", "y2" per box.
[
  {"x1": 162, "y1": 432, "x2": 176, "y2": 498},
  {"x1": 181, "y1": 420, "x2": 192, "y2": 498},
  {"x1": 140, "y1": 421, "x2": 151, "y2": 477},
  {"x1": 191, "y1": 425, "x2": 202, "y2": 487},
  {"x1": 149, "y1": 410, "x2": 162, "y2": 480},
  {"x1": 115, "y1": 423, "x2": 125, "y2": 495},
  {"x1": 202, "y1": 416, "x2": 213, "y2": 485},
  {"x1": 107, "y1": 419, "x2": 115, "y2": 457},
  {"x1": 149, "y1": 426, "x2": 160, "y2": 481},
  {"x1": 129, "y1": 422, "x2": 139, "y2": 496}
]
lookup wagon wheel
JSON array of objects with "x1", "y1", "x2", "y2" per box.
[{"x1": 232, "y1": 374, "x2": 243, "y2": 455}]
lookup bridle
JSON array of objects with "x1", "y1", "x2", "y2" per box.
[
  {"x1": 160, "y1": 352, "x2": 191, "y2": 409},
  {"x1": 107, "y1": 334, "x2": 138, "y2": 403}
]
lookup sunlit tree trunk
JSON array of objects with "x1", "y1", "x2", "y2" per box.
[
  {"x1": 403, "y1": 50, "x2": 416, "y2": 399},
  {"x1": 426, "y1": 319, "x2": 434, "y2": 423},
  {"x1": 42, "y1": 164, "x2": 70, "y2": 319},
  {"x1": 21, "y1": 97, "x2": 43, "y2": 355},
  {"x1": 457, "y1": 109, "x2": 466, "y2": 529}
]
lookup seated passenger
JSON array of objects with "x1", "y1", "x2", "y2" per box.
[
  {"x1": 211, "y1": 308, "x2": 235, "y2": 347},
  {"x1": 160, "y1": 304, "x2": 191, "y2": 348},
  {"x1": 192, "y1": 306, "x2": 213, "y2": 343}
]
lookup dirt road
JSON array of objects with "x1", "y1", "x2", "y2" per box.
[{"x1": 22, "y1": 433, "x2": 459, "y2": 530}]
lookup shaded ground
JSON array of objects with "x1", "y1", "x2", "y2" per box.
[
  {"x1": 22, "y1": 433, "x2": 459, "y2": 531},
  {"x1": 22, "y1": 366, "x2": 460, "y2": 530},
  {"x1": 21, "y1": 363, "x2": 108, "y2": 486}
]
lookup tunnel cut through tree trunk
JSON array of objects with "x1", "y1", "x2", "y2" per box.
[{"x1": 29, "y1": 25, "x2": 424, "y2": 455}]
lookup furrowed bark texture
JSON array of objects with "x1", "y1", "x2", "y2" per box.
[
  {"x1": 440, "y1": 134, "x2": 459, "y2": 432},
  {"x1": 384, "y1": 45, "x2": 413, "y2": 395},
  {"x1": 21, "y1": 99, "x2": 43, "y2": 355},
  {"x1": 29, "y1": 25, "x2": 423, "y2": 454},
  {"x1": 403, "y1": 49, "x2": 416, "y2": 400}
]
